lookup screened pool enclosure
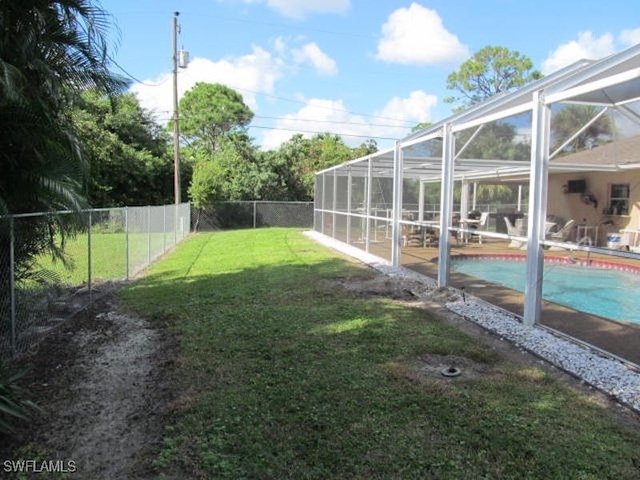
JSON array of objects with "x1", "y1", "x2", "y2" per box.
[{"x1": 314, "y1": 42, "x2": 640, "y2": 333}]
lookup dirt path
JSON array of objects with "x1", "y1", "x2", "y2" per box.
[{"x1": 0, "y1": 289, "x2": 176, "y2": 479}]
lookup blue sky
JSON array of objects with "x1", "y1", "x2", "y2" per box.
[{"x1": 104, "y1": 0, "x2": 640, "y2": 151}]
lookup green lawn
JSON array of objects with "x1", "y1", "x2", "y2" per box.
[
  {"x1": 44, "y1": 232, "x2": 127, "y2": 284},
  {"x1": 34, "y1": 231, "x2": 171, "y2": 285},
  {"x1": 120, "y1": 228, "x2": 640, "y2": 480}
]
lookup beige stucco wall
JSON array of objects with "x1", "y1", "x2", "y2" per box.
[{"x1": 547, "y1": 171, "x2": 640, "y2": 246}]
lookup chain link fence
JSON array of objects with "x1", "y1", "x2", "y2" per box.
[
  {"x1": 0, "y1": 203, "x2": 190, "y2": 359},
  {"x1": 192, "y1": 201, "x2": 314, "y2": 231}
]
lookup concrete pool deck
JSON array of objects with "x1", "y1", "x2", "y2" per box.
[{"x1": 372, "y1": 240, "x2": 640, "y2": 366}]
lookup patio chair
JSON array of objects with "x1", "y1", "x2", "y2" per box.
[
  {"x1": 504, "y1": 217, "x2": 525, "y2": 248},
  {"x1": 468, "y1": 212, "x2": 490, "y2": 244},
  {"x1": 544, "y1": 221, "x2": 557, "y2": 236},
  {"x1": 548, "y1": 219, "x2": 575, "y2": 242}
]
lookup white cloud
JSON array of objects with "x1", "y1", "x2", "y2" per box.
[
  {"x1": 259, "y1": 91, "x2": 438, "y2": 151},
  {"x1": 376, "y1": 2, "x2": 468, "y2": 66},
  {"x1": 542, "y1": 31, "x2": 616, "y2": 74},
  {"x1": 542, "y1": 29, "x2": 640, "y2": 74},
  {"x1": 273, "y1": 36, "x2": 287, "y2": 55},
  {"x1": 130, "y1": 46, "x2": 284, "y2": 124},
  {"x1": 260, "y1": 98, "x2": 363, "y2": 150},
  {"x1": 620, "y1": 28, "x2": 640, "y2": 48},
  {"x1": 377, "y1": 90, "x2": 437, "y2": 127},
  {"x1": 245, "y1": 0, "x2": 350, "y2": 19},
  {"x1": 291, "y1": 42, "x2": 338, "y2": 76}
]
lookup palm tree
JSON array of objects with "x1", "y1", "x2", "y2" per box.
[
  {"x1": 551, "y1": 104, "x2": 612, "y2": 154},
  {"x1": 0, "y1": 0, "x2": 126, "y2": 215},
  {"x1": 0, "y1": 0, "x2": 126, "y2": 308}
]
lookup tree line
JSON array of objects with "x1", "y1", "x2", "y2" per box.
[{"x1": 73, "y1": 82, "x2": 379, "y2": 209}]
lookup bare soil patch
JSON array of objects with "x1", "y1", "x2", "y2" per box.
[{"x1": 0, "y1": 286, "x2": 177, "y2": 479}]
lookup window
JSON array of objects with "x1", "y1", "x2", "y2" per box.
[{"x1": 608, "y1": 183, "x2": 629, "y2": 215}]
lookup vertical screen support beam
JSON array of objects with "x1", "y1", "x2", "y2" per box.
[
  {"x1": 332, "y1": 169, "x2": 338, "y2": 239},
  {"x1": 524, "y1": 90, "x2": 550, "y2": 326},
  {"x1": 438, "y1": 124, "x2": 454, "y2": 287},
  {"x1": 391, "y1": 142, "x2": 403, "y2": 267},
  {"x1": 365, "y1": 157, "x2": 373, "y2": 251},
  {"x1": 418, "y1": 180, "x2": 425, "y2": 222}
]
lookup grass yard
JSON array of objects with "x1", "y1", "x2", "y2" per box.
[
  {"x1": 33, "y1": 231, "x2": 170, "y2": 285},
  {"x1": 120, "y1": 228, "x2": 640, "y2": 480},
  {"x1": 46, "y1": 232, "x2": 127, "y2": 284}
]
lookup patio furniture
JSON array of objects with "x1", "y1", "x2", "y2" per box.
[
  {"x1": 402, "y1": 221, "x2": 439, "y2": 248},
  {"x1": 576, "y1": 224, "x2": 599, "y2": 246},
  {"x1": 474, "y1": 212, "x2": 491, "y2": 243},
  {"x1": 548, "y1": 219, "x2": 576, "y2": 242},
  {"x1": 504, "y1": 217, "x2": 525, "y2": 248},
  {"x1": 461, "y1": 212, "x2": 490, "y2": 243},
  {"x1": 506, "y1": 218, "x2": 557, "y2": 248},
  {"x1": 545, "y1": 221, "x2": 557, "y2": 235}
]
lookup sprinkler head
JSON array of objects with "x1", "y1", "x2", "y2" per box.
[{"x1": 441, "y1": 366, "x2": 462, "y2": 377}]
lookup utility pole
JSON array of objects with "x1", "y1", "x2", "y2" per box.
[{"x1": 172, "y1": 11, "x2": 181, "y2": 204}]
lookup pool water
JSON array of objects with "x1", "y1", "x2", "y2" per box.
[{"x1": 452, "y1": 259, "x2": 640, "y2": 325}]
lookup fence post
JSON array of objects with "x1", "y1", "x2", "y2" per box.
[
  {"x1": 87, "y1": 210, "x2": 92, "y2": 305},
  {"x1": 125, "y1": 207, "x2": 130, "y2": 281},
  {"x1": 147, "y1": 205, "x2": 152, "y2": 266},
  {"x1": 9, "y1": 217, "x2": 16, "y2": 356},
  {"x1": 253, "y1": 201, "x2": 257, "y2": 229}
]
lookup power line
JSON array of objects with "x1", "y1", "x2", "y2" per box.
[
  {"x1": 150, "y1": 116, "x2": 400, "y2": 141},
  {"x1": 112, "y1": 69, "x2": 416, "y2": 128},
  {"x1": 149, "y1": 112, "x2": 413, "y2": 133},
  {"x1": 119, "y1": 75, "x2": 418, "y2": 129},
  {"x1": 248, "y1": 124, "x2": 399, "y2": 141},
  {"x1": 110, "y1": 57, "x2": 169, "y2": 87},
  {"x1": 112, "y1": 9, "x2": 375, "y2": 40},
  {"x1": 252, "y1": 114, "x2": 412, "y2": 129},
  {"x1": 230, "y1": 85, "x2": 418, "y2": 126}
]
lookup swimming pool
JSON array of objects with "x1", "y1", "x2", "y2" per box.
[{"x1": 451, "y1": 258, "x2": 640, "y2": 325}]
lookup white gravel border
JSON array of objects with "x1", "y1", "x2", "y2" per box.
[{"x1": 304, "y1": 231, "x2": 640, "y2": 413}]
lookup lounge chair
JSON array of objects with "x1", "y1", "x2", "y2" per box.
[
  {"x1": 548, "y1": 219, "x2": 575, "y2": 242},
  {"x1": 544, "y1": 221, "x2": 557, "y2": 235}
]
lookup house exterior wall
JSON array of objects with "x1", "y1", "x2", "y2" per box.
[{"x1": 548, "y1": 171, "x2": 640, "y2": 246}]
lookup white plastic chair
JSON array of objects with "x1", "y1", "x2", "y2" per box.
[
  {"x1": 548, "y1": 219, "x2": 575, "y2": 242},
  {"x1": 504, "y1": 217, "x2": 525, "y2": 248},
  {"x1": 472, "y1": 212, "x2": 490, "y2": 244}
]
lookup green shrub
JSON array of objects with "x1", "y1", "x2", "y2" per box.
[{"x1": 0, "y1": 367, "x2": 40, "y2": 434}]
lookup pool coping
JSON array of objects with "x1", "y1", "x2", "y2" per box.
[{"x1": 455, "y1": 253, "x2": 640, "y2": 274}]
